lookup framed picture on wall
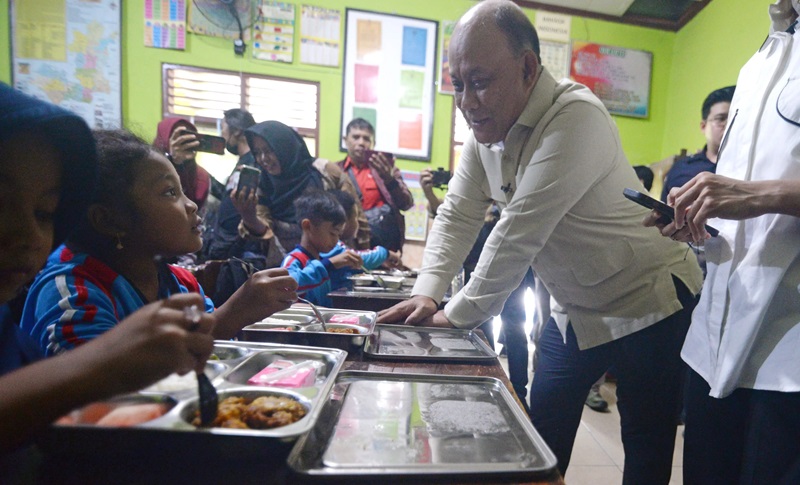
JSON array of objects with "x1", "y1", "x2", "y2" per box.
[
  {"x1": 570, "y1": 41, "x2": 652, "y2": 118},
  {"x1": 340, "y1": 9, "x2": 438, "y2": 161}
]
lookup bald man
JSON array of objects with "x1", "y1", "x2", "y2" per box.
[{"x1": 378, "y1": 1, "x2": 702, "y2": 482}]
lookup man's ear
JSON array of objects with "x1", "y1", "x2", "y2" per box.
[
  {"x1": 522, "y1": 50, "x2": 540, "y2": 86},
  {"x1": 88, "y1": 204, "x2": 127, "y2": 238},
  {"x1": 301, "y1": 218, "x2": 312, "y2": 232},
  {"x1": 700, "y1": 120, "x2": 708, "y2": 132}
]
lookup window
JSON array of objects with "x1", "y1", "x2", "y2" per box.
[{"x1": 162, "y1": 63, "x2": 320, "y2": 182}]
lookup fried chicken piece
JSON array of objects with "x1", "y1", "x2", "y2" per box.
[{"x1": 242, "y1": 396, "x2": 307, "y2": 429}]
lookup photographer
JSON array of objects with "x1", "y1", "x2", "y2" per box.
[{"x1": 337, "y1": 118, "x2": 414, "y2": 252}]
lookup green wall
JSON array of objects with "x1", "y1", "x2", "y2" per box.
[
  {"x1": 0, "y1": 0, "x2": 781, "y2": 169},
  {"x1": 661, "y1": 0, "x2": 774, "y2": 156}
]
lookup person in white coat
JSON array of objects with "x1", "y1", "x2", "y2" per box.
[{"x1": 646, "y1": 1, "x2": 800, "y2": 482}]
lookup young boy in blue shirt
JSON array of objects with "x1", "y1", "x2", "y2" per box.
[
  {"x1": 321, "y1": 191, "x2": 402, "y2": 305},
  {"x1": 281, "y1": 191, "x2": 363, "y2": 304}
]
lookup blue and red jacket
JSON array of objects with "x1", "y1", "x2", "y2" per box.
[
  {"x1": 282, "y1": 242, "x2": 389, "y2": 307},
  {"x1": 21, "y1": 246, "x2": 214, "y2": 356},
  {"x1": 281, "y1": 245, "x2": 334, "y2": 306}
]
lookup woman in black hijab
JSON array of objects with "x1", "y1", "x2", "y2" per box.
[{"x1": 232, "y1": 121, "x2": 370, "y2": 253}]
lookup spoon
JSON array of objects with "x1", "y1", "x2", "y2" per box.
[
  {"x1": 185, "y1": 304, "x2": 218, "y2": 427},
  {"x1": 360, "y1": 266, "x2": 388, "y2": 288},
  {"x1": 297, "y1": 297, "x2": 328, "y2": 332}
]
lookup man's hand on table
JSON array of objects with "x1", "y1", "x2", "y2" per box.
[{"x1": 377, "y1": 295, "x2": 454, "y2": 328}]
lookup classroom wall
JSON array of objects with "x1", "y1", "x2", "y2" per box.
[
  {"x1": 661, "y1": 0, "x2": 774, "y2": 157},
  {"x1": 0, "y1": 0, "x2": 781, "y2": 168}
]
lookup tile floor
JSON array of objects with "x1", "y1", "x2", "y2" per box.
[{"x1": 496, "y1": 352, "x2": 685, "y2": 485}]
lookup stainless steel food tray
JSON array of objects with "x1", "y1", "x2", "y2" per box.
[
  {"x1": 287, "y1": 371, "x2": 558, "y2": 481},
  {"x1": 41, "y1": 341, "x2": 348, "y2": 460},
  {"x1": 363, "y1": 324, "x2": 497, "y2": 362},
  {"x1": 240, "y1": 305, "x2": 377, "y2": 351}
]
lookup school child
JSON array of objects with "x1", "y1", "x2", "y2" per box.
[
  {"x1": 21, "y1": 129, "x2": 298, "y2": 356},
  {"x1": 281, "y1": 191, "x2": 363, "y2": 305},
  {"x1": 0, "y1": 84, "x2": 215, "y2": 454},
  {"x1": 318, "y1": 191, "x2": 402, "y2": 306}
]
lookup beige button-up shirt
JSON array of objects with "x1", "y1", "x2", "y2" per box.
[{"x1": 412, "y1": 68, "x2": 703, "y2": 350}]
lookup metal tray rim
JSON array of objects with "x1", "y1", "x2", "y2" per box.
[
  {"x1": 287, "y1": 370, "x2": 558, "y2": 480},
  {"x1": 363, "y1": 324, "x2": 498, "y2": 362}
]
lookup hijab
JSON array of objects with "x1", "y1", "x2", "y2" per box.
[
  {"x1": 245, "y1": 120, "x2": 322, "y2": 222},
  {"x1": 153, "y1": 117, "x2": 210, "y2": 209}
]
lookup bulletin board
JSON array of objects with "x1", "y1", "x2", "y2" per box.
[
  {"x1": 10, "y1": 0, "x2": 122, "y2": 128},
  {"x1": 340, "y1": 9, "x2": 438, "y2": 161},
  {"x1": 570, "y1": 41, "x2": 652, "y2": 118}
]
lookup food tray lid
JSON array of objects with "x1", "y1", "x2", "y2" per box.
[
  {"x1": 287, "y1": 371, "x2": 558, "y2": 481},
  {"x1": 363, "y1": 324, "x2": 497, "y2": 362}
]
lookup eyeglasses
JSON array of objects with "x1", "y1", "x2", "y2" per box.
[{"x1": 707, "y1": 114, "x2": 728, "y2": 126}]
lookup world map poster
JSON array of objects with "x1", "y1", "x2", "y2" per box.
[{"x1": 11, "y1": 0, "x2": 122, "y2": 128}]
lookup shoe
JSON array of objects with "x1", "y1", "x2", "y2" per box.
[{"x1": 585, "y1": 388, "x2": 608, "y2": 412}]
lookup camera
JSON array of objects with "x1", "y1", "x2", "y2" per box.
[{"x1": 430, "y1": 167, "x2": 452, "y2": 188}]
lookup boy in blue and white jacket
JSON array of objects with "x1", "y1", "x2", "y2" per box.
[{"x1": 281, "y1": 191, "x2": 364, "y2": 305}]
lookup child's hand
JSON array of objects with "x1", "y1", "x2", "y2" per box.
[
  {"x1": 330, "y1": 250, "x2": 363, "y2": 269},
  {"x1": 168, "y1": 127, "x2": 199, "y2": 165},
  {"x1": 91, "y1": 293, "x2": 215, "y2": 393},
  {"x1": 384, "y1": 250, "x2": 402, "y2": 268},
  {"x1": 239, "y1": 268, "x2": 298, "y2": 318}
]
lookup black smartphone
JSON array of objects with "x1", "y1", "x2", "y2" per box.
[
  {"x1": 364, "y1": 149, "x2": 395, "y2": 165},
  {"x1": 431, "y1": 167, "x2": 452, "y2": 187},
  {"x1": 237, "y1": 166, "x2": 261, "y2": 194},
  {"x1": 623, "y1": 188, "x2": 719, "y2": 237},
  {"x1": 195, "y1": 133, "x2": 226, "y2": 155}
]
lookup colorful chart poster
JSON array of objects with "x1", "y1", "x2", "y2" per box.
[
  {"x1": 144, "y1": 0, "x2": 185, "y2": 50},
  {"x1": 300, "y1": 5, "x2": 341, "y2": 67},
  {"x1": 401, "y1": 26, "x2": 427, "y2": 66},
  {"x1": 354, "y1": 64, "x2": 379, "y2": 103},
  {"x1": 356, "y1": 20, "x2": 382, "y2": 62},
  {"x1": 400, "y1": 170, "x2": 428, "y2": 242},
  {"x1": 398, "y1": 113, "x2": 423, "y2": 150},
  {"x1": 570, "y1": 42, "x2": 652, "y2": 118},
  {"x1": 438, "y1": 20, "x2": 456, "y2": 95},
  {"x1": 399, "y1": 70, "x2": 424, "y2": 109},
  {"x1": 253, "y1": 2, "x2": 295, "y2": 63},
  {"x1": 11, "y1": 0, "x2": 122, "y2": 128},
  {"x1": 343, "y1": 9, "x2": 438, "y2": 161}
]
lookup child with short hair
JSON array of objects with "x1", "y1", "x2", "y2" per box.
[
  {"x1": 281, "y1": 191, "x2": 363, "y2": 305},
  {"x1": 317, "y1": 191, "x2": 402, "y2": 306},
  {"x1": 21, "y1": 129, "x2": 298, "y2": 356}
]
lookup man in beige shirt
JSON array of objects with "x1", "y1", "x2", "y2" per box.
[{"x1": 379, "y1": 1, "x2": 702, "y2": 482}]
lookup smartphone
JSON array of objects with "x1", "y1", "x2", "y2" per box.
[
  {"x1": 431, "y1": 167, "x2": 452, "y2": 188},
  {"x1": 194, "y1": 133, "x2": 226, "y2": 155},
  {"x1": 623, "y1": 188, "x2": 719, "y2": 237},
  {"x1": 364, "y1": 150, "x2": 394, "y2": 165},
  {"x1": 237, "y1": 166, "x2": 261, "y2": 194}
]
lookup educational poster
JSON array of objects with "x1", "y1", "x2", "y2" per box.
[
  {"x1": 144, "y1": 0, "x2": 186, "y2": 50},
  {"x1": 11, "y1": 0, "x2": 122, "y2": 128},
  {"x1": 438, "y1": 20, "x2": 456, "y2": 95},
  {"x1": 570, "y1": 41, "x2": 652, "y2": 118},
  {"x1": 540, "y1": 40, "x2": 570, "y2": 81},
  {"x1": 342, "y1": 9, "x2": 438, "y2": 161},
  {"x1": 400, "y1": 171, "x2": 428, "y2": 242},
  {"x1": 300, "y1": 5, "x2": 341, "y2": 67},
  {"x1": 253, "y1": 1, "x2": 295, "y2": 63}
]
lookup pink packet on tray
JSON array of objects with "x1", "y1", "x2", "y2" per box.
[
  {"x1": 247, "y1": 360, "x2": 294, "y2": 385},
  {"x1": 247, "y1": 360, "x2": 322, "y2": 388},
  {"x1": 327, "y1": 314, "x2": 360, "y2": 324}
]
